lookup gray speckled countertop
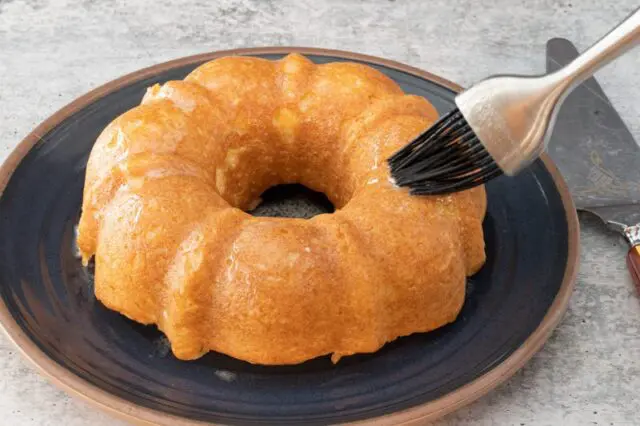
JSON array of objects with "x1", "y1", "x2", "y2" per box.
[{"x1": 1, "y1": 0, "x2": 639, "y2": 424}]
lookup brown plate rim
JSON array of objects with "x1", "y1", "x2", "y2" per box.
[{"x1": 0, "y1": 46, "x2": 580, "y2": 426}]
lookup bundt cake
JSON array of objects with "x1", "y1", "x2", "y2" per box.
[{"x1": 76, "y1": 53, "x2": 487, "y2": 365}]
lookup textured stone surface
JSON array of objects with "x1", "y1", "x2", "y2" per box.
[{"x1": 1, "y1": 0, "x2": 639, "y2": 424}]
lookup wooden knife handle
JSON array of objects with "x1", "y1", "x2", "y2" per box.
[
  {"x1": 626, "y1": 245, "x2": 640, "y2": 294},
  {"x1": 623, "y1": 225, "x2": 640, "y2": 294}
]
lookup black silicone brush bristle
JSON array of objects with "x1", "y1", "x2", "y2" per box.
[{"x1": 387, "y1": 108, "x2": 503, "y2": 195}]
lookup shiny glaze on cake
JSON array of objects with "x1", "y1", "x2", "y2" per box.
[{"x1": 76, "y1": 53, "x2": 487, "y2": 365}]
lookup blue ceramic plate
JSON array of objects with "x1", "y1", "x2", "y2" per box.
[{"x1": 0, "y1": 48, "x2": 579, "y2": 425}]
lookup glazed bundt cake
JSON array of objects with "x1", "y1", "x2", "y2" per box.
[{"x1": 77, "y1": 53, "x2": 487, "y2": 365}]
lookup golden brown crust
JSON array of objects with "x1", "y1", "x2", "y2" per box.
[{"x1": 76, "y1": 53, "x2": 487, "y2": 365}]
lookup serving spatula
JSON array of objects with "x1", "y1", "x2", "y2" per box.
[{"x1": 546, "y1": 37, "x2": 640, "y2": 292}]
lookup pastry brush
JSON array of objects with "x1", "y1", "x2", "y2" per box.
[{"x1": 388, "y1": 8, "x2": 640, "y2": 196}]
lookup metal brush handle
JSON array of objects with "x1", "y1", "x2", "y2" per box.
[
  {"x1": 456, "y1": 8, "x2": 640, "y2": 176},
  {"x1": 558, "y1": 7, "x2": 640, "y2": 95}
]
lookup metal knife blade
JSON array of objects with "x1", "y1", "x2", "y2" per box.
[{"x1": 546, "y1": 37, "x2": 640, "y2": 227}]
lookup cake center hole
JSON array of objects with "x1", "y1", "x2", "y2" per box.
[{"x1": 249, "y1": 184, "x2": 335, "y2": 219}]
